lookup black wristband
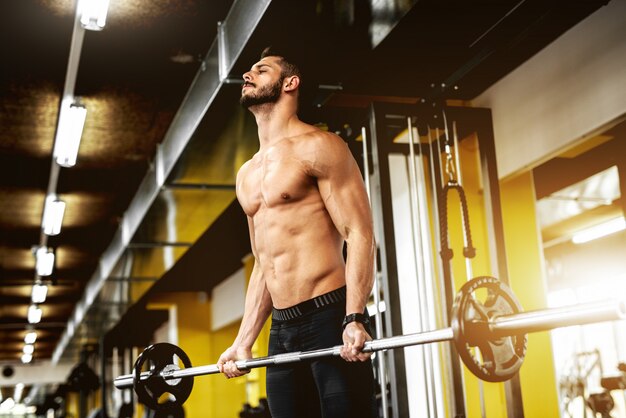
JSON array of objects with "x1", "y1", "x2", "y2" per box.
[{"x1": 342, "y1": 313, "x2": 369, "y2": 330}]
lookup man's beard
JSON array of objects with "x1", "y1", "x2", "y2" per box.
[{"x1": 240, "y1": 77, "x2": 283, "y2": 108}]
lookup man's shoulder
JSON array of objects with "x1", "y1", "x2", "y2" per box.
[
  {"x1": 237, "y1": 159, "x2": 252, "y2": 175},
  {"x1": 236, "y1": 155, "x2": 258, "y2": 183},
  {"x1": 291, "y1": 127, "x2": 351, "y2": 176},
  {"x1": 294, "y1": 127, "x2": 347, "y2": 153}
]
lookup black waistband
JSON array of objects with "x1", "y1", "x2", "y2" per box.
[{"x1": 272, "y1": 286, "x2": 346, "y2": 321}]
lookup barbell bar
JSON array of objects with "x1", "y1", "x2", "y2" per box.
[{"x1": 114, "y1": 278, "x2": 626, "y2": 391}]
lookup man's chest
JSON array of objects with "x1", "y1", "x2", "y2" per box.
[{"x1": 238, "y1": 154, "x2": 315, "y2": 215}]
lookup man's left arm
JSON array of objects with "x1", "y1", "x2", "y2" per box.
[{"x1": 313, "y1": 132, "x2": 376, "y2": 362}]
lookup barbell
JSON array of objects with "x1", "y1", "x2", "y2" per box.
[{"x1": 114, "y1": 276, "x2": 625, "y2": 411}]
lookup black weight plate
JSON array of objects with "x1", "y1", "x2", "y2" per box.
[
  {"x1": 133, "y1": 343, "x2": 193, "y2": 411},
  {"x1": 451, "y1": 276, "x2": 527, "y2": 382}
]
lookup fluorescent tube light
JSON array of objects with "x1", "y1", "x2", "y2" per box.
[
  {"x1": 24, "y1": 331, "x2": 37, "y2": 345},
  {"x1": 27, "y1": 305, "x2": 42, "y2": 324},
  {"x1": 13, "y1": 384, "x2": 24, "y2": 404},
  {"x1": 31, "y1": 284, "x2": 48, "y2": 304},
  {"x1": 34, "y1": 247, "x2": 54, "y2": 277},
  {"x1": 79, "y1": 0, "x2": 110, "y2": 31},
  {"x1": 20, "y1": 354, "x2": 32, "y2": 364},
  {"x1": 53, "y1": 103, "x2": 87, "y2": 168},
  {"x1": 42, "y1": 195, "x2": 66, "y2": 236},
  {"x1": 0, "y1": 397, "x2": 15, "y2": 410},
  {"x1": 23, "y1": 345, "x2": 34, "y2": 355},
  {"x1": 572, "y1": 217, "x2": 626, "y2": 244}
]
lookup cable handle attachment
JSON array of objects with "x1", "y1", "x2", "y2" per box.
[{"x1": 439, "y1": 183, "x2": 476, "y2": 261}]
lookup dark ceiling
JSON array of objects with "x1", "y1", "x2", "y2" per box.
[
  {"x1": 0, "y1": 0, "x2": 234, "y2": 361},
  {"x1": 0, "y1": 0, "x2": 610, "y2": 363}
]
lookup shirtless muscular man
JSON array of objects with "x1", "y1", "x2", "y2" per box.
[{"x1": 217, "y1": 47, "x2": 377, "y2": 418}]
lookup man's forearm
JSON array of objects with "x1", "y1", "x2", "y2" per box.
[
  {"x1": 344, "y1": 231, "x2": 375, "y2": 314},
  {"x1": 234, "y1": 261, "x2": 272, "y2": 349}
]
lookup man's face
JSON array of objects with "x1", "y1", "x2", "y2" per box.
[{"x1": 240, "y1": 57, "x2": 284, "y2": 108}]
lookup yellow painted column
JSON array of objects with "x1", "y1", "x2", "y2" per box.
[
  {"x1": 66, "y1": 392, "x2": 79, "y2": 417},
  {"x1": 148, "y1": 292, "x2": 223, "y2": 418},
  {"x1": 500, "y1": 171, "x2": 560, "y2": 417}
]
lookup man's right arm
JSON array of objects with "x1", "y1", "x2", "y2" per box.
[{"x1": 217, "y1": 216, "x2": 272, "y2": 378}]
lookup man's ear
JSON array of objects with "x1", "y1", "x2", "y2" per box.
[{"x1": 283, "y1": 75, "x2": 300, "y2": 92}]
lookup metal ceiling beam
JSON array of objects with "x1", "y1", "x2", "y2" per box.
[{"x1": 51, "y1": 0, "x2": 273, "y2": 364}]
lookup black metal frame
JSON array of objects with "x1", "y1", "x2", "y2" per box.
[{"x1": 365, "y1": 102, "x2": 524, "y2": 417}]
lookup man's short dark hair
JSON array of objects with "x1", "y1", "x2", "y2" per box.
[{"x1": 260, "y1": 46, "x2": 302, "y2": 80}]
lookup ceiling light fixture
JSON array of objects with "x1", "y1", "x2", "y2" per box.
[
  {"x1": 20, "y1": 354, "x2": 32, "y2": 364},
  {"x1": 0, "y1": 397, "x2": 15, "y2": 410},
  {"x1": 79, "y1": 0, "x2": 110, "y2": 31},
  {"x1": 22, "y1": 345, "x2": 34, "y2": 355},
  {"x1": 24, "y1": 331, "x2": 37, "y2": 345},
  {"x1": 42, "y1": 195, "x2": 66, "y2": 236},
  {"x1": 53, "y1": 102, "x2": 87, "y2": 168},
  {"x1": 13, "y1": 384, "x2": 24, "y2": 404},
  {"x1": 34, "y1": 246, "x2": 54, "y2": 277},
  {"x1": 27, "y1": 305, "x2": 42, "y2": 325},
  {"x1": 572, "y1": 216, "x2": 626, "y2": 244},
  {"x1": 31, "y1": 284, "x2": 48, "y2": 304}
]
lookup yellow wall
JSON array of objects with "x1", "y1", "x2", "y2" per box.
[
  {"x1": 144, "y1": 292, "x2": 240, "y2": 418},
  {"x1": 207, "y1": 321, "x2": 247, "y2": 417},
  {"x1": 242, "y1": 254, "x2": 271, "y2": 405},
  {"x1": 142, "y1": 256, "x2": 270, "y2": 418},
  {"x1": 500, "y1": 171, "x2": 560, "y2": 417}
]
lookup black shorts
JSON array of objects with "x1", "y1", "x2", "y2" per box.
[{"x1": 266, "y1": 287, "x2": 377, "y2": 418}]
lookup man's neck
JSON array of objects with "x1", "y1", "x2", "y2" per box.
[{"x1": 250, "y1": 101, "x2": 302, "y2": 148}]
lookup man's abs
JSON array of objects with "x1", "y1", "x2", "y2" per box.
[{"x1": 253, "y1": 202, "x2": 346, "y2": 309}]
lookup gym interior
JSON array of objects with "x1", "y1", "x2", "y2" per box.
[{"x1": 1, "y1": 0, "x2": 625, "y2": 417}]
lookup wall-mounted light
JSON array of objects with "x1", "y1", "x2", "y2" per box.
[
  {"x1": 34, "y1": 246, "x2": 54, "y2": 277},
  {"x1": 53, "y1": 102, "x2": 87, "y2": 168},
  {"x1": 20, "y1": 354, "x2": 32, "y2": 364},
  {"x1": 31, "y1": 284, "x2": 48, "y2": 304},
  {"x1": 24, "y1": 331, "x2": 37, "y2": 345},
  {"x1": 42, "y1": 195, "x2": 66, "y2": 236},
  {"x1": 22, "y1": 345, "x2": 34, "y2": 355},
  {"x1": 79, "y1": 0, "x2": 110, "y2": 31},
  {"x1": 27, "y1": 305, "x2": 42, "y2": 325},
  {"x1": 572, "y1": 216, "x2": 626, "y2": 244}
]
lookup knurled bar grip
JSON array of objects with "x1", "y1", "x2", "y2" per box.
[{"x1": 114, "y1": 299, "x2": 626, "y2": 390}]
